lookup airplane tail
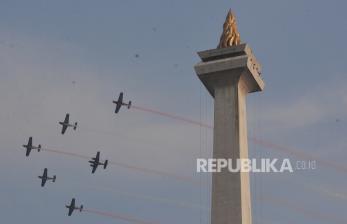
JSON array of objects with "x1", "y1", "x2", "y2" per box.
[
  {"x1": 104, "y1": 160, "x2": 108, "y2": 169},
  {"x1": 38, "y1": 145, "x2": 41, "y2": 152},
  {"x1": 53, "y1": 175, "x2": 56, "y2": 182},
  {"x1": 80, "y1": 205, "x2": 83, "y2": 212},
  {"x1": 128, "y1": 101, "x2": 132, "y2": 109},
  {"x1": 74, "y1": 122, "x2": 78, "y2": 130}
]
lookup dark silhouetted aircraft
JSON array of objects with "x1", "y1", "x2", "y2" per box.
[
  {"x1": 59, "y1": 113, "x2": 77, "y2": 134},
  {"x1": 22, "y1": 137, "x2": 41, "y2": 157},
  {"x1": 66, "y1": 198, "x2": 83, "y2": 216},
  {"x1": 38, "y1": 168, "x2": 56, "y2": 187},
  {"x1": 113, "y1": 92, "x2": 131, "y2": 113},
  {"x1": 89, "y1": 151, "x2": 108, "y2": 174}
]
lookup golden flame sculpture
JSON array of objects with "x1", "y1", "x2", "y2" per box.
[{"x1": 217, "y1": 10, "x2": 241, "y2": 48}]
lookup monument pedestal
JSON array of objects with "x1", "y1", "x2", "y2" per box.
[{"x1": 194, "y1": 44, "x2": 264, "y2": 224}]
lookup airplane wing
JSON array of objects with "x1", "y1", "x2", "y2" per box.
[
  {"x1": 91, "y1": 162, "x2": 98, "y2": 173},
  {"x1": 68, "y1": 198, "x2": 75, "y2": 216},
  {"x1": 41, "y1": 177, "x2": 47, "y2": 187},
  {"x1": 68, "y1": 207, "x2": 74, "y2": 216},
  {"x1": 61, "y1": 125, "x2": 68, "y2": 134},
  {"x1": 95, "y1": 152, "x2": 100, "y2": 162},
  {"x1": 115, "y1": 102, "x2": 122, "y2": 113},
  {"x1": 28, "y1": 137, "x2": 32, "y2": 147},
  {"x1": 64, "y1": 114, "x2": 70, "y2": 123},
  {"x1": 115, "y1": 93, "x2": 123, "y2": 113},
  {"x1": 25, "y1": 138, "x2": 32, "y2": 156},
  {"x1": 26, "y1": 148, "x2": 31, "y2": 157},
  {"x1": 61, "y1": 114, "x2": 69, "y2": 134},
  {"x1": 118, "y1": 92, "x2": 124, "y2": 102},
  {"x1": 90, "y1": 152, "x2": 100, "y2": 173}
]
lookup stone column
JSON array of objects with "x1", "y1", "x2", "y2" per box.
[{"x1": 194, "y1": 44, "x2": 264, "y2": 224}]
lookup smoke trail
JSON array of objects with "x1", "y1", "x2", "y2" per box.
[
  {"x1": 251, "y1": 137, "x2": 347, "y2": 173},
  {"x1": 84, "y1": 208, "x2": 160, "y2": 224},
  {"x1": 41, "y1": 147, "x2": 196, "y2": 183},
  {"x1": 108, "y1": 160, "x2": 197, "y2": 183},
  {"x1": 132, "y1": 105, "x2": 213, "y2": 129},
  {"x1": 41, "y1": 147, "x2": 90, "y2": 160},
  {"x1": 132, "y1": 104, "x2": 347, "y2": 173},
  {"x1": 285, "y1": 175, "x2": 347, "y2": 201},
  {"x1": 82, "y1": 184, "x2": 207, "y2": 211},
  {"x1": 48, "y1": 144, "x2": 346, "y2": 206},
  {"x1": 79, "y1": 125, "x2": 170, "y2": 150}
]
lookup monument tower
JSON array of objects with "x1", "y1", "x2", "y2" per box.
[{"x1": 194, "y1": 10, "x2": 264, "y2": 224}]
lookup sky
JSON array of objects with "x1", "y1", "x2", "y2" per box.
[{"x1": 0, "y1": 0, "x2": 347, "y2": 223}]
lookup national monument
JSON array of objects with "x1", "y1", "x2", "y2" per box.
[{"x1": 194, "y1": 10, "x2": 265, "y2": 224}]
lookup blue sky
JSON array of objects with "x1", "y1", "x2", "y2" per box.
[{"x1": 0, "y1": 0, "x2": 346, "y2": 223}]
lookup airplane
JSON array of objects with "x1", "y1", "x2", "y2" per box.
[
  {"x1": 113, "y1": 92, "x2": 132, "y2": 113},
  {"x1": 38, "y1": 168, "x2": 56, "y2": 187},
  {"x1": 89, "y1": 151, "x2": 108, "y2": 174},
  {"x1": 22, "y1": 137, "x2": 41, "y2": 157},
  {"x1": 65, "y1": 198, "x2": 83, "y2": 216},
  {"x1": 59, "y1": 113, "x2": 78, "y2": 135}
]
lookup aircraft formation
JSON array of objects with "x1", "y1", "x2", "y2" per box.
[{"x1": 21, "y1": 92, "x2": 131, "y2": 217}]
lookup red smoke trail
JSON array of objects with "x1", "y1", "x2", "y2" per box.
[
  {"x1": 84, "y1": 208, "x2": 160, "y2": 224},
  {"x1": 251, "y1": 137, "x2": 347, "y2": 172},
  {"x1": 132, "y1": 105, "x2": 213, "y2": 129},
  {"x1": 109, "y1": 161, "x2": 197, "y2": 183},
  {"x1": 132, "y1": 104, "x2": 347, "y2": 173},
  {"x1": 41, "y1": 148, "x2": 90, "y2": 160},
  {"x1": 41, "y1": 147, "x2": 196, "y2": 183}
]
